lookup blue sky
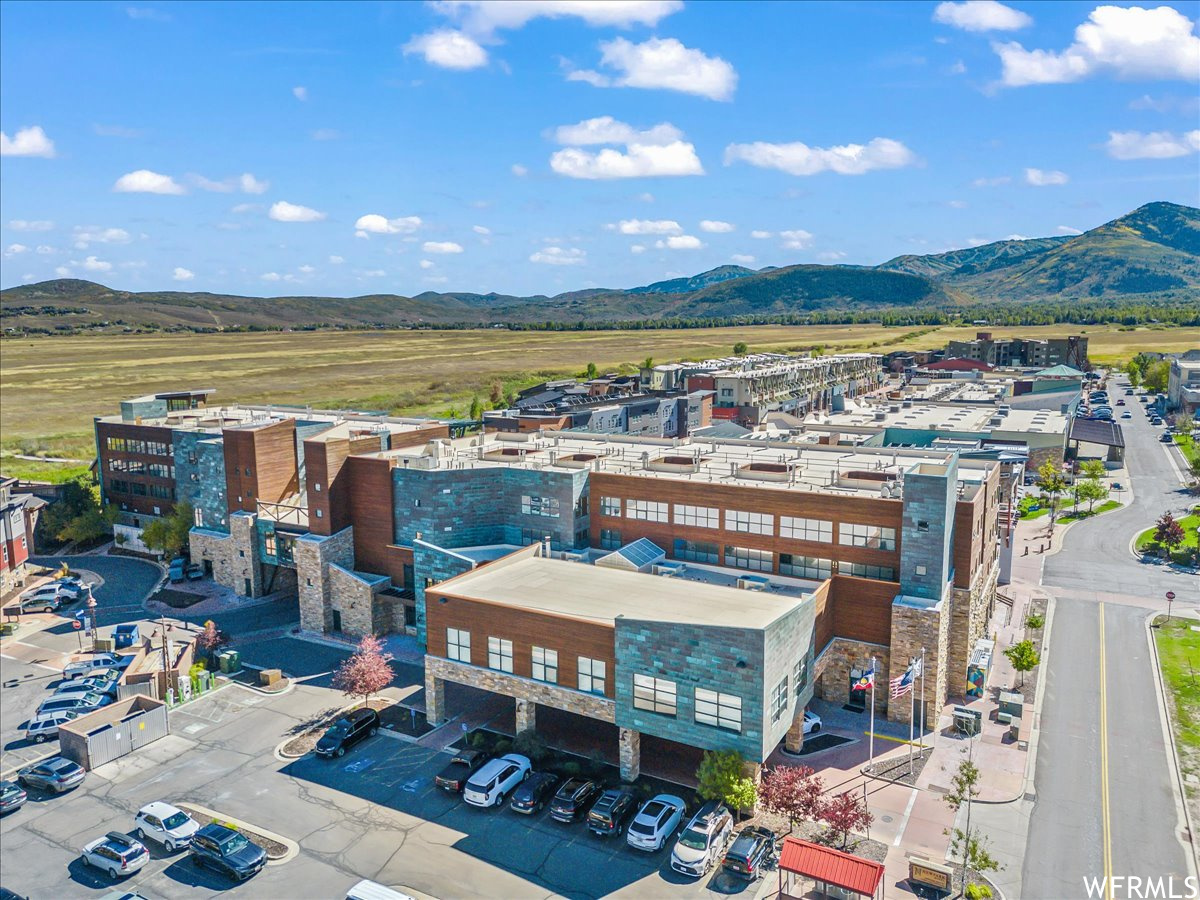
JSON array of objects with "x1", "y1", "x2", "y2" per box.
[{"x1": 1, "y1": 0, "x2": 1197, "y2": 297}]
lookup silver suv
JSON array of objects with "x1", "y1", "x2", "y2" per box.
[{"x1": 670, "y1": 800, "x2": 734, "y2": 877}]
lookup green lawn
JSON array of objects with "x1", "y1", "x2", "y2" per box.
[
  {"x1": 1153, "y1": 616, "x2": 1200, "y2": 792},
  {"x1": 1175, "y1": 435, "x2": 1199, "y2": 469},
  {"x1": 1137, "y1": 512, "x2": 1200, "y2": 552},
  {"x1": 1060, "y1": 500, "x2": 1122, "y2": 523}
]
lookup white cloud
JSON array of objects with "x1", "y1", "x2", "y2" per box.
[
  {"x1": 1056, "y1": 225, "x2": 1084, "y2": 235},
  {"x1": 655, "y1": 234, "x2": 703, "y2": 250},
  {"x1": 231, "y1": 203, "x2": 257, "y2": 214},
  {"x1": 293, "y1": 86, "x2": 308, "y2": 101},
  {"x1": 1106, "y1": 129, "x2": 1200, "y2": 159},
  {"x1": 431, "y1": 1, "x2": 682, "y2": 35},
  {"x1": 1129, "y1": 93, "x2": 1200, "y2": 114},
  {"x1": 420, "y1": 259, "x2": 435, "y2": 269},
  {"x1": 637, "y1": 192, "x2": 655, "y2": 203},
  {"x1": 312, "y1": 129, "x2": 340, "y2": 141},
  {"x1": 700, "y1": 220, "x2": 734, "y2": 233},
  {"x1": 423, "y1": 241, "x2": 464, "y2": 254},
  {"x1": 191, "y1": 174, "x2": 234, "y2": 192},
  {"x1": 608, "y1": 218, "x2": 682, "y2": 235},
  {"x1": 240, "y1": 173, "x2": 270, "y2": 194},
  {"x1": 298, "y1": 264, "x2": 315, "y2": 274},
  {"x1": 1024, "y1": 167, "x2": 1069, "y2": 185},
  {"x1": 971, "y1": 175, "x2": 1011, "y2": 187},
  {"x1": 551, "y1": 141, "x2": 703, "y2": 180},
  {"x1": 553, "y1": 116, "x2": 682, "y2": 147},
  {"x1": 403, "y1": 29, "x2": 489, "y2": 69},
  {"x1": 630, "y1": 244, "x2": 646, "y2": 254},
  {"x1": 569, "y1": 37, "x2": 737, "y2": 101},
  {"x1": 817, "y1": 250, "x2": 848, "y2": 261},
  {"x1": 73, "y1": 226, "x2": 132, "y2": 248},
  {"x1": 0, "y1": 125, "x2": 56, "y2": 158},
  {"x1": 731, "y1": 253, "x2": 755, "y2": 264},
  {"x1": 780, "y1": 229, "x2": 815, "y2": 250},
  {"x1": 361, "y1": 269, "x2": 387, "y2": 278},
  {"x1": 725, "y1": 137, "x2": 917, "y2": 176},
  {"x1": 328, "y1": 255, "x2": 344, "y2": 264},
  {"x1": 126, "y1": 7, "x2": 170, "y2": 21},
  {"x1": 933, "y1": 1, "x2": 1031, "y2": 31},
  {"x1": 36, "y1": 245, "x2": 55, "y2": 254},
  {"x1": 191, "y1": 172, "x2": 270, "y2": 194},
  {"x1": 355, "y1": 213, "x2": 423, "y2": 234},
  {"x1": 5, "y1": 243, "x2": 28, "y2": 255},
  {"x1": 55, "y1": 266, "x2": 71, "y2": 277},
  {"x1": 269, "y1": 200, "x2": 326, "y2": 222},
  {"x1": 947, "y1": 200, "x2": 968, "y2": 209},
  {"x1": 994, "y1": 5, "x2": 1200, "y2": 87},
  {"x1": 472, "y1": 225, "x2": 491, "y2": 235},
  {"x1": 948, "y1": 60, "x2": 968, "y2": 75},
  {"x1": 750, "y1": 230, "x2": 773, "y2": 239},
  {"x1": 113, "y1": 169, "x2": 185, "y2": 194},
  {"x1": 8, "y1": 219, "x2": 54, "y2": 231},
  {"x1": 81, "y1": 255, "x2": 112, "y2": 272},
  {"x1": 1004, "y1": 233, "x2": 1029, "y2": 241},
  {"x1": 530, "y1": 246, "x2": 587, "y2": 265},
  {"x1": 261, "y1": 272, "x2": 281, "y2": 281},
  {"x1": 172, "y1": 266, "x2": 195, "y2": 281},
  {"x1": 511, "y1": 163, "x2": 529, "y2": 176}
]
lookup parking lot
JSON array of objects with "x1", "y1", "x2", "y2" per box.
[{"x1": 0, "y1": 663, "x2": 778, "y2": 900}]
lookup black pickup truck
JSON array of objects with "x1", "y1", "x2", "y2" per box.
[{"x1": 434, "y1": 749, "x2": 493, "y2": 792}]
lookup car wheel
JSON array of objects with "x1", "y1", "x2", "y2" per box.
[
  {"x1": 166, "y1": 839, "x2": 175, "y2": 853},
  {"x1": 108, "y1": 866, "x2": 119, "y2": 878},
  {"x1": 336, "y1": 747, "x2": 345, "y2": 758},
  {"x1": 369, "y1": 727, "x2": 378, "y2": 737},
  {"x1": 33, "y1": 733, "x2": 46, "y2": 744},
  {"x1": 135, "y1": 827, "x2": 145, "y2": 841},
  {"x1": 811, "y1": 724, "x2": 821, "y2": 734},
  {"x1": 43, "y1": 606, "x2": 53, "y2": 614}
]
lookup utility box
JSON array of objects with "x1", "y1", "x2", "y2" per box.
[
  {"x1": 94, "y1": 637, "x2": 115, "y2": 653},
  {"x1": 218, "y1": 650, "x2": 240, "y2": 673},
  {"x1": 998, "y1": 690, "x2": 1024, "y2": 718},
  {"x1": 259, "y1": 668, "x2": 282, "y2": 687},
  {"x1": 953, "y1": 706, "x2": 982, "y2": 736}
]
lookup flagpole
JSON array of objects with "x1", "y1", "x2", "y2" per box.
[
  {"x1": 908, "y1": 657, "x2": 915, "y2": 775},
  {"x1": 869, "y1": 656, "x2": 876, "y2": 768},
  {"x1": 920, "y1": 647, "x2": 926, "y2": 752}
]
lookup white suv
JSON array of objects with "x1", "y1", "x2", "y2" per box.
[
  {"x1": 134, "y1": 801, "x2": 199, "y2": 852},
  {"x1": 627, "y1": 794, "x2": 686, "y2": 851},
  {"x1": 670, "y1": 800, "x2": 733, "y2": 876},
  {"x1": 462, "y1": 753, "x2": 531, "y2": 808}
]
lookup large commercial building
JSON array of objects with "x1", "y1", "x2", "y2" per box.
[
  {"x1": 946, "y1": 333, "x2": 1089, "y2": 371},
  {"x1": 1168, "y1": 351, "x2": 1200, "y2": 416}
]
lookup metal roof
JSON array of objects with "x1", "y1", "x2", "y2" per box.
[
  {"x1": 778, "y1": 837, "x2": 885, "y2": 897},
  {"x1": 1068, "y1": 417, "x2": 1125, "y2": 449}
]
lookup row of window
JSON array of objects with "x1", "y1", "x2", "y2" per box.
[
  {"x1": 105, "y1": 437, "x2": 170, "y2": 456},
  {"x1": 521, "y1": 495, "x2": 560, "y2": 518},
  {"x1": 769, "y1": 658, "x2": 811, "y2": 720},
  {"x1": 444, "y1": 629, "x2": 608, "y2": 695},
  {"x1": 631, "y1": 675, "x2": 746, "y2": 734},
  {"x1": 597, "y1": 498, "x2": 894, "y2": 550},
  {"x1": 108, "y1": 479, "x2": 175, "y2": 500},
  {"x1": 109, "y1": 459, "x2": 173, "y2": 479}
]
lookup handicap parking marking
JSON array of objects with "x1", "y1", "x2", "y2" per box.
[
  {"x1": 344, "y1": 756, "x2": 376, "y2": 773},
  {"x1": 401, "y1": 778, "x2": 422, "y2": 793}
]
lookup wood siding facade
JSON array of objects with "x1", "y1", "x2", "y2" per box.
[{"x1": 223, "y1": 419, "x2": 298, "y2": 513}]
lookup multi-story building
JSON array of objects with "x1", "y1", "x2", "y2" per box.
[
  {"x1": 0, "y1": 477, "x2": 45, "y2": 594},
  {"x1": 1168, "y1": 351, "x2": 1200, "y2": 416},
  {"x1": 946, "y1": 333, "x2": 1089, "y2": 371},
  {"x1": 485, "y1": 390, "x2": 713, "y2": 439}
]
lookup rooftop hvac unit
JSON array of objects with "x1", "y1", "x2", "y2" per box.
[
  {"x1": 560, "y1": 551, "x2": 587, "y2": 562},
  {"x1": 737, "y1": 577, "x2": 768, "y2": 591}
]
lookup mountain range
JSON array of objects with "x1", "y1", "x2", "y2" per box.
[{"x1": 2, "y1": 201, "x2": 1196, "y2": 332}]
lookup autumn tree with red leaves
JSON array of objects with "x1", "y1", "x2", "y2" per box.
[
  {"x1": 757, "y1": 765, "x2": 825, "y2": 833},
  {"x1": 821, "y1": 790, "x2": 874, "y2": 849},
  {"x1": 332, "y1": 635, "x2": 395, "y2": 708}
]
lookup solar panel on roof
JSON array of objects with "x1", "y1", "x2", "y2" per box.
[{"x1": 616, "y1": 538, "x2": 665, "y2": 567}]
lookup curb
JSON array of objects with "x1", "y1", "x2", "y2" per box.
[
  {"x1": 1145, "y1": 611, "x2": 1200, "y2": 879},
  {"x1": 175, "y1": 802, "x2": 299, "y2": 866}
]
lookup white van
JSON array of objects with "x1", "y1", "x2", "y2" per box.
[
  {"x1": 345, "y1": 880, "x2": 416, "y2": 900},
  {"x1": 462, "y1": 753, "x2": 531, "y2": 808},
  {"x1": 25, "y1": 710, "x2": 80, "y2": 743}
]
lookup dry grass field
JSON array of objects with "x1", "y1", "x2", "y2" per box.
[{"x1": 2, "y1": 323, "x2": 1197, "y2": 478}]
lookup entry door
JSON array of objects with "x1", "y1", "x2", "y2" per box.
[
  {"x1": 332, "y1": 610, "x2": 342, "y2": 632},
  {"x1": 846, "y1": 672, "x2": 866, "y2": 710}
]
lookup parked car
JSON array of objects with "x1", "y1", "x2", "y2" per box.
[
  {"x1": 168, "y1": 558, "x2": 186, "y2": 583},
  {"x1": 1161, "y1": 433, "x2": 1175, "y2": 443},
  {"x1": 1116, "y1": 399, "x2": 1126, "y2": 406},
  {"x1": 722, "y1": 825, "x2": 779, "y2": 879},
  {"x1": 549, "y1": 777, "x2": 602, "y2": 823},
  {"x1": 17, "y1": 756, "x2": 85, "y2": 793},
  {"x1": 0, "y1": 780, "x2": 27, "y2": 815},
  {"x1": 315, "y1": 707, "x2": 381, "y2": 759},
  {"x1": 20, "y1": 583, "x2": 64, "y2": 602},
  {"x1": 434, "y1": 749, "x2": 493, "y2": 792},
  {"x1": 670, "y1": 800, "x2": 734, "y2": 877},
  {"x1": 189, "y1": 822, "x2": 267, "y2": 882},
  {"x1": 803, "y1": 709, "x2": 822, "y2": 734},
  {"x1": 18, "y1": 593, "x2": 63, "y2": 614},
  {"x1": 134, "y1": 802, "x2": 200, "y2": 852},
  {"x1": 586, "y1": 788, "x2": 637, "y2": 837},
  {"x1": 508, "y1": 772, "x2": 559, "y2": 815},
  {"x1": 63, "y1": 654, "x2": 130, "y2": 680},
  {"x1": 25, "y1": 709, "x2": 81, "y2": 743},
  {"x1": 38, "y1": 691, "x2": 108, "y2": 716},
  {"x1": 81, "y1": 832, "x2": 150, "y2": 878},
  {"x1": 626, "y1": 794, "x2": 686, "y2": 851},
  {"x1": 55, "y1": 673, "x2": 119, "y2": 698},
  {"x1": 463, "y1": 753, "x2": 532, "y2": 808}
]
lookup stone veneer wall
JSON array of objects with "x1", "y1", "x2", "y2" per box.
[
  {"x1": 813, "y1": 638, "x2": 890, "y2": 715},
  {"x1": 294, "y1": 526, "x2": 355, "y2": 633},
  {"x1": 189, "y1": 516, "x2": 261, "y2": 598},
  {"x1": 328, "y1": 563, "x2": 384, "y2": 638},
  {"x1": 947, "y1": 558, "x2": 1000, "y2": 703},
  {"x1": 888, "y1": 598, "x2": 950, "y2": 729}
]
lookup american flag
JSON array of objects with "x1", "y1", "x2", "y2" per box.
[{"x1": 890, "y1": 657, "x2": 923, "y2": 699}]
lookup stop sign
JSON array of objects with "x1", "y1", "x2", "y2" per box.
[
  {"x1": 72, "y1": 620, "x2": 82, "y2": 630},
  {"x1": 1167, "y1": 591, "x2": 1176, "y2": 601}
]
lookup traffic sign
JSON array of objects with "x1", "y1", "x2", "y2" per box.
[
  {"x1": 72, "y1": 620, "x2": 82, "y2": 630},
  {"x1": 1167, "y1": 591, "x2": 1176, "y2": 600}
]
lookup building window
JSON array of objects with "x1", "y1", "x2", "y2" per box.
[
  {"x1": 695, "y1": 688, "x2": 742, "y2": 732},
  {"x1": 578, "y1": 657, "x2": 606, "y2": 694},
  {"x1": 193, "y1": 507, "x2": 203, "y2": 527},
  {"x1": 488, "y1": 636, "x2": 513, "y2": 673},
  {"x1": 600, "y1": 496, "x2": 621, "y2": 517},
  {"x1": 626, "y1": 499, "x2": 668, "y2": 522},
  {"x1": 315, "y1": 509, "x2": 323, "y2": 518},
  {"x1": 838, "y1": 523, "x2": 897, "y2": 551},
  {"x1": 532, "y1": 647, "x2": 558, "y2": 683},
  {"x1": 673, "y1": 539, "x2": 719, "y2": 564},
  {"x1": 842, "y1": 561, "x2": 896, "y2": 581},
  {"x1": 264, "y1": 533, "x2": 276, "y2": 557},
  {"x1": 770, "y1": 676, "x2": 789, "y2": 721},
  {"x1": 794, "y1": 658, "x2": 809, "y2": 696},
  {"x1": 600, "y1": 528, "x2": 622, "y2": 550},
  {"x1": 447, "y1": 628, "x2": 470, "y2": 663},
  {"x1": 779, "y1": 516, "x2": 833, "y2": 543},
  {"x1": 725, "y1": 509, "x2": 774, "y2": 535},
  {"x1": 725, "y1": 545, "x2": 773, "y2": 572},
  {"x1": 313, "y1": 483, "x2": 322, "y2": 492},
  {"x1": 633, "y1": 674, "x2": 677, "y2": 716},
  {"x1": 521, "y1": 495, "x2": 560, "y2": 518},
  {"x1": 779, "y1": 554, "x2": 832, "y2": 580},
  {"x1": 673, "y1": 504, "x2": 719, "y2": 529}
]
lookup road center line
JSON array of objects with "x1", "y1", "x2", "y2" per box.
[{"x1": 1100, "y1": 602, "x2": 1113, "y2": 900}]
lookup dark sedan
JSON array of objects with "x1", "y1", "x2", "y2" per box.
[
  {"x1": 549, "y1": 777, "x2": 602, "y2": 823},
  {"x1": 508, "y1": 772, "x2": 559, "y2": 814},
  {"x1": 189, "y1": 823, "x2": 267, "y2": 882},
  {"x1": 17, "y1": 757, "x2": 85, "y2": 793},
  {"x1": 315, "y1": 707, "x2": 380, "y2": 759},
  {"x1": 434, "y1": 749, "x2": 493, "y2": 792}
]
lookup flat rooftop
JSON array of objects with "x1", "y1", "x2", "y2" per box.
[
  {"x1": 817, "y1": 401, "x2": 1067, "y2": 437},
  {"x1": 100, "y1": 402, "x2": 440, "y2": 436},
  {"x1": 437, "y1": 555, "x2": 807, "y2": 630}
]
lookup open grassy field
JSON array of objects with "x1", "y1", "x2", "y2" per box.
[{"x1": 2, "y1": 322, "x2": 1197, "y2": 479}]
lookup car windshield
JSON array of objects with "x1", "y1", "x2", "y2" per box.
[
  {"x1": 222, "y1": 833, "x2": 250, "y2": 854},
  {"x1": 677, "y1": 828, "x2": 709, "y2": 850},
  {"x1": 325, "y1": 723, "x2": 349, "y2": 737},
  {"x1": 163, "y1": 812, "x2": 190, "y2": 829},
  {"x1": 629, "y1": 821, "x2": 654, "y2": 836}
]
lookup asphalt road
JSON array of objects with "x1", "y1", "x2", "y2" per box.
[{"x1": 1021, "y1": 377, "x2": 1198, "y2": 899}]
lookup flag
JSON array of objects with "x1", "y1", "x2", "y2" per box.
[
  {"x1": 851, "y1": 663, "x2": 875, "y2": 692},
  {"x1": 891, "y1": 660, "x2": 917, "y2": 699}
]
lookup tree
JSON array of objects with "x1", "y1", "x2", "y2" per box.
[
  {"x1": 38, "y1": 475, "x2": 116, "y2": 548},
  {"x1": 1125, "y1": 360, "x2": 1142, "y2": 388},
  {"x1": 944, "y1": 758, "x2": 990, "y2": 896},
  {"x1": 1177, "y1": 415, "x2": 1195, "y2": 437},
  {"x1": 142, "y1": 501, "x2": 195, "y2": 559},
  {"x1": 949, "y1": 827, "x2": 1002, "y2": 894},
  {"x1": 641, "y1": 356, "x2": 655, "y2": 370},
  {"x1": 820, "y1": 790, "x2": 873, "y2": 849},
  {"x1": 1143, "y1": 360, "x2": 1170, "y2": 394},
  {"x1": 488, "y1": 380, "x2": 503, "y2": 404},
  {"x1": 1155, "y1": 512, "x2": 1186, "y2": 555},
  {"x1": 1003, "y1": 639, "x2": 1040, "y2": 687},
  {"x1": 58, "y1": 505, "x2": 118, "y2": 545},
  {"x1": 1035, "y1": 460, "x2": 1068, "y2": 531},
  {"x1": 331, "y1": 634, "x2": 395, "y2": 708},
  {"x1": 1074, "y1": 478, "x2": 1108, "y2": 514},
  {"x1": 512, "y1": 728, "x2": 549, "y2": 764},
  {"x1": 1079, "y1": 459, "x2": 1106, "y2": 481},
  {"x1": 733, "y1": 341, "x2": 748, "y2": 356},
  {"x1": 726, "y1": 776, "x2": 759, "y2": 821},
  {"x1": 195, "y1": 619, "x2": 229, "y2": 666},
  {"x1": 696, "y1": 749, "x2": 757, "y2": 816},
  {"x1": 468, "y1": 396, "x2": 483, "y2": 421},
  {"x1": 585, "y1": 362, "x2": 598, "y2": 379},
  {"x1": 758, "y1": 764, "x2": 825, "y2": 832}
]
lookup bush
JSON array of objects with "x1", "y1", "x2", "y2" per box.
[
  {"x1": 966, "y1": 884, "x2": 993, "y2": 899},
  {"x1": 469, "y1": 731, "x2": 489, "y2": 750},
  {"x1": 1025, "y1": 613, "x2": 1045, "y2": 630},
  {"x1": 512, "y1": 728, "x2": 549, "y2": 764},
  {"x1": 493, "y1": 739, "x2": 512, "y2": 755},
  {"x1": 562, "y1": 761, "x2": 582, "y2": 777}
]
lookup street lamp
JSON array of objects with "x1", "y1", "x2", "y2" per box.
[{"x1": 85, "y1": 586, "x2": 98, "y2": 651}]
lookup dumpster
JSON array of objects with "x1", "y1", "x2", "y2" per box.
[{"x1": 112, "y1": 623, "x2": 140, "y2": 649}]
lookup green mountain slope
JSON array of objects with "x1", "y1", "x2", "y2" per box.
[
  {"x1": 879, "y1": 237, "x2": 1070, "y2": 279},
  {"x1": 626, "y1": 265, "x2": 760, "y2": 294}
]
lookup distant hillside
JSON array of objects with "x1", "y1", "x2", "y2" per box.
[{"x1": 2, "y1": 201, "x2": 1196, "y2": 333}]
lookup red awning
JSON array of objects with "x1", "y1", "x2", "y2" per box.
[{"x1": 778, "y1": 837, "x2": 885, "y2": 897}]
